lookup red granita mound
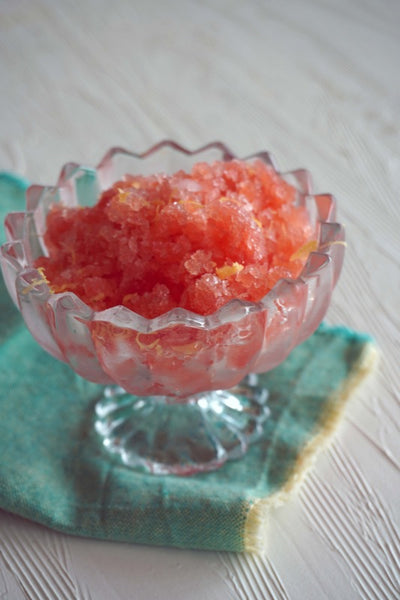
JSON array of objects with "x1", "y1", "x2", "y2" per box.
[{"x1": 35, "y1": 160, "x2": 314, "y2": 318}]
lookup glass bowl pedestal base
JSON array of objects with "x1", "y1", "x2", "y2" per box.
[{"x1": 95, "y1": 374, "x2": 269, "y2": 475}]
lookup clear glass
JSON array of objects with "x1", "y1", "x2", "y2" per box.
[{"x1": 0, "y1": 141, "x2": 345, "y2": 475}]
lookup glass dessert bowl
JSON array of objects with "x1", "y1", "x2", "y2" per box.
[{"x1": 0, "y1": 141, "x2": 345, "y2": 475}]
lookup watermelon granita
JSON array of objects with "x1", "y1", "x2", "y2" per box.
[{"x1": 34, "y1": 159, "x2": 314, "y2": 318}]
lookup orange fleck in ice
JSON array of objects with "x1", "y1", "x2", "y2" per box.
[
  {"x1": 290, "y1": 239, "x2": 318, "y2": 261},
  {"x1": 35, "y1": 160, "x2": 313, "y2": 317},
  {"x1": 216, "y1": 262, "x2": 244, "y2": 280}
]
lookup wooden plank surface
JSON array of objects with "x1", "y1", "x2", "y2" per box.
[{"x1": 1, "y1": 1, "x2": 399, "y2": 598}]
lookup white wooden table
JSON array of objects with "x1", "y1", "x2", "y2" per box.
[{"x1": 1, "y1": 1, "x2": 399, "y2": 598}]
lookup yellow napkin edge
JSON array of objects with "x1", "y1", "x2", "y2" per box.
[{"x1": 243, "y1": 340, "x2": 379, "y2": 554}]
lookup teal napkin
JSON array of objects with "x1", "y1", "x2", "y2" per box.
[{"x1": 0, "y1": 173, "x2": 377, "y2": 553}]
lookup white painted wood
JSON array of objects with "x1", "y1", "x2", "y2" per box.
[{"x1": 0, "y1": 0, "x2": 399, "y2": 598}]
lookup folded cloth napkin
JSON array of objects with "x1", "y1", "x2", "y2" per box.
[{"x1": 0, "y1": 173, "x2": 377, "y2": 553}]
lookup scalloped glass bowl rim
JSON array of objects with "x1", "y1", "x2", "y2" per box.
[{"x1": 8, "y1": 141, "x2": 340, "y2": 332}]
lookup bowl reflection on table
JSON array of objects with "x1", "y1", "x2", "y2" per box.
[{"x1": 0, "y1": 142, "x2": 345, "y2": 475}]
